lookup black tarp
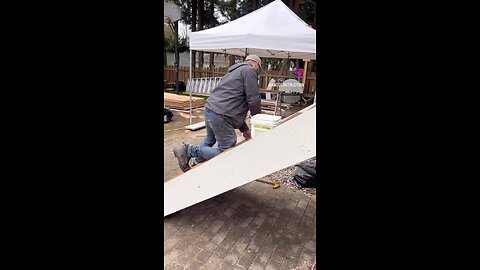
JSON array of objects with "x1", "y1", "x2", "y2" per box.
[{"x1": 292, "y1": 158, "x2": 316, "y2": 188}]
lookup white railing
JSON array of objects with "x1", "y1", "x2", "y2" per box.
[{"x1": 186, "y1": 77, "x2": 223, "y2": 95}]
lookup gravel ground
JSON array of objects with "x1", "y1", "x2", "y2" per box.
[{"x1": 263, "y1": 157, "x2": 316, "y2": 196}]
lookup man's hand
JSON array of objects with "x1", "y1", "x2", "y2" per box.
[{"x1": 242, "y1": 130, "x2": 252, "y2": 140}]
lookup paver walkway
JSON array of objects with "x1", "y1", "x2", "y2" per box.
[{"x1": 164, "y1": 180, "x2": 316, "y2": 270}]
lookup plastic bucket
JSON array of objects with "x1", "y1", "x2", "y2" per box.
[{"x1": 250, "y1": 114, "x2": 281, "y2": 138}]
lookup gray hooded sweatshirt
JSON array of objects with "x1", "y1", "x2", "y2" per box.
[{"x1": 205, "y1": 62, "x2": 261, "y2": 132}]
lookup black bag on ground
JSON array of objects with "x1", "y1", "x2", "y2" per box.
[
  {"x1": 164, "y1": 108, "x2": 173, "y2": 123},
  {"x1": 292, "y1": 158, "x2": 316, "y2": 188}
]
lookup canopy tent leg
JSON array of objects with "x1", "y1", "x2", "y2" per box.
[
  {"x1": 302, "y1": 59, "x2": 309, "y2": 104},
  {"x1": 189, "y1": 49, "x2": 193, "y2": 125},
  {"x1": 302, "y1": 60, "x2": 308, "y2": 86},
  {"x1": 286, "y1": 54, "x2": 290, "y2": 75}
]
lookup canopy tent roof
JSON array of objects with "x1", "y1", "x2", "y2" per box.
[{"x1": 189, "y1": 0, "x2": 316, "y2": 60}]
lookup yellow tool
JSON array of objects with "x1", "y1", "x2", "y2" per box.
[{"x1": 255, "y1": 179, "x2": 281, "y2": 189}]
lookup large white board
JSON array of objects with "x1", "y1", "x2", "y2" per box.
[{"x1": 164, "y1": 106, "x2": 316, "y2": 217}]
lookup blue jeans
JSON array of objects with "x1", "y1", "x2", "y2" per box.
[{"x1": 187, "y1": 108, "x2": 237, "y2": 165}]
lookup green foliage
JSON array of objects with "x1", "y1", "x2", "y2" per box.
[
  {"x1": 164, "y1": 0, "x2": 316, "y2": 53},
  {"x1": 268, "y1": 58, "x2": 283, "y2": 70},
  {"x1": 164, "y1": 23, "x2": 189, "y2": 52},
  {"x1": 298, "y1": 0, "x2": 316, "y2": 27},
  {"x1": 216, "y1": 0, "x2": 266, "y2": 22},
  {"x1": 164, "y1": 24, "x2": 174, "y2": 51},
  {"x1": 213, "y1": 1, "x2": 315, "y2": 27},
  {"x1": 266, "y1": 58, "x2": 295, "y2": 71},
  {"x1": 168, "y1": 0, "x2": 316, "y2": 30}
]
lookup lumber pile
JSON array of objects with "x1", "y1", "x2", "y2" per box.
[{"x1": 164, "y1": 93, "x2": 205, "y2": 110}]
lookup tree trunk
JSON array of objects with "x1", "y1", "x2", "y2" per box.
[
  {"x1": 208, "y1": 0, "x2": 215, "y2": 71},
  {"x1": 199, "y1": 53, "x2": 204, "y2": 68},
  {"x1": 209, "y1": 52, "x2": 215, "y2": 70},
  {"x1": 198, "y1": 0, "x2": 204, "y2": 68},
  {"x1": 192, "y1": 0, "x2": 197, "y2": 72},
  {"x1": 209, "y1": 0, "x2": 215, "y2": 27},
  {"x1": 308, "y1": 61, "x2": 315, "y2": 73},
  {"x1": 281, "y1": 59, "x2": 289, "y2": 75}
]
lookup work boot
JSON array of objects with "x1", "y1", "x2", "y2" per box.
[{"x1": 173, "y1": 143, "x2": 191, "y2": 172}]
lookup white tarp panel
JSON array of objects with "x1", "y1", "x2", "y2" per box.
[{"x1": 189, "y1": 0, "x2": 316, "y2": 60}]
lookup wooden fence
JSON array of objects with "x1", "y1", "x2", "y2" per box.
[{"x1": 164, "y1": 65, "x2": 316, "y2": 96}]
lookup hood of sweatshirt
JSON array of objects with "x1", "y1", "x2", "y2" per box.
[{"x1": 227, "y1": 62, "x2": 257, "y2": 74}]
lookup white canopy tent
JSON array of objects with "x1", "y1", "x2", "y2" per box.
[
  {"x1": 189, "y1": 0, "x2": 316, "y2": 60},
  {"x1": 187, "y1": 0, "x2": 316, "y2": 122}
]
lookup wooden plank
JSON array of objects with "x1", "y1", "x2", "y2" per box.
[
  {"x1": 164, "y1": 107, "x2": 316, "y2": 217},
  {"x1": 185, "y1": 121, "x2": 206, "y2": 131},
  {"x1": 164, "y1": 93, "x2": 205, "y2": 102},
  {"x1": 164, "y1": 92, "x2": 206, "y2": 109}
]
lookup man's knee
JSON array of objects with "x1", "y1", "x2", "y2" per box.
[{"x1": 218, "y1": 141, "x2": 236, "y2": 152}]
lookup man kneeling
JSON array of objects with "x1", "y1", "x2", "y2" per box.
[{"x1": 173, "y1": 55, "x2": 263, "y2": 172}]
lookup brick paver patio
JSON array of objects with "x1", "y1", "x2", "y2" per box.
[{"x1": 164, "y1": 179, "x2": 316, "y2": 270}]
